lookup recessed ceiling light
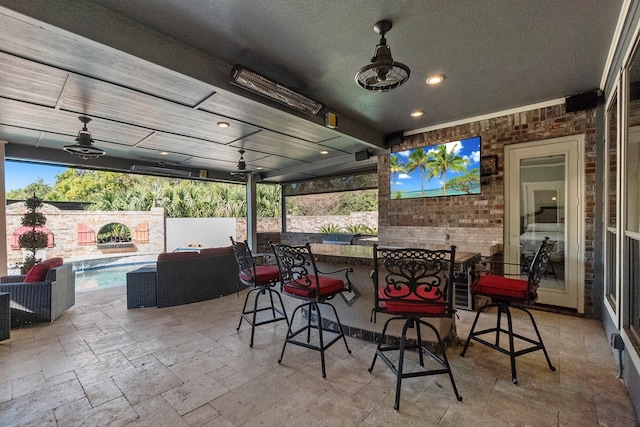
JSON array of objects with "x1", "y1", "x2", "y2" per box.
[
  {"x1": 320, "y1": 150, "x2": 329, "y2": 155},
  {"x1": 426, "y1": 75, "x2": 444, "y2": 85},
  {"x1": 217, "y1": 122, "x2": 230, "y2": 128},
  {"x1": 159, "y1": 151, "x2": 168, "y2": 155},
  {"x1": 256, "y1": 166, "x2": 263, "y2": 170},
  {"x1": 410, "y1": 111, "x2": 424, "y2": 117}
]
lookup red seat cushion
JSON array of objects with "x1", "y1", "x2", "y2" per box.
[
  {"x1": 378, "y1": 286, "x2": 446, "y2": 315},
  {"x1": 473, "y1": 274, "x2": 533, "y2": 302},
  {"x1": 284, "y1": 275, "x2": 345, "y2": 298},
  {"x1": 240, "y1": 265, "x2": 280, "y2": 285}
]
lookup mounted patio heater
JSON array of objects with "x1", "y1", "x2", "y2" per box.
[{"x1": 230, "y1": 65, "x2": 323, "y2": 116}]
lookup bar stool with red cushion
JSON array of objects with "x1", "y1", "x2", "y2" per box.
[
  {"x1": 270, "y1": 242, "x2": 352, "y2": 378},
  {"x1": 369, "y1": 245, "x2": 462, "y2": 410},
  {"x1": 231, "y1": 237, "x2": 288, "y2": 347},
  {"x1": 460, "y1": 237, "x2": 557, "y2": 384}
]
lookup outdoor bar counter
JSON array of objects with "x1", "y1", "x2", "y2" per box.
[{"x1": 307, "y1": 243, "x2": 481, "y2": 344}]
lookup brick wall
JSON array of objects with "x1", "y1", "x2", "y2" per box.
[{"x1": 378, "y1": 104, "x2": 597, "y2": 315}]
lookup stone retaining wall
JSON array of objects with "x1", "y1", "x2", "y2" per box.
[{"x1": 5, "y1": 203, "x2": 165, "y2": 267}]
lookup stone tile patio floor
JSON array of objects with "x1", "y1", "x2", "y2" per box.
[{"x1": 0, "y1": 284, "x2": 637, "y2": 426}]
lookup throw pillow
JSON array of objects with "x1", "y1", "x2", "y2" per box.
[{"x1": 24, "y1": 262, "x2": 50, "y2": 283}]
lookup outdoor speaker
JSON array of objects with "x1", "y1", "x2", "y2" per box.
[
  {"x1": 384, "y1": 131, "x2": 404, "y2": 148},
  {"x1": 565, "y1": 90, "x2": 600, "y2": 113},
  {"x1": 355, "y1": 149, "x2": 370, "y2": 161}
]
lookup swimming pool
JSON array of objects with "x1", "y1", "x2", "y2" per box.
[{"x1": 73, "y1": 254, "x2": 158, "y2": 291}]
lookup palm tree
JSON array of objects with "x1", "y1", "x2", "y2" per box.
[
  {"x1": 426, "y1": 144, "x2": 470, "y2": 196},
  {"x1": 406, "y1": 148, "x2": 430, "y2": 197},
  {"x1": 389, "y1": 155, "x2": 406, "y2": 195},
  {"x1": 256, "y1": 184, "x2": 282, "y2": 217}
]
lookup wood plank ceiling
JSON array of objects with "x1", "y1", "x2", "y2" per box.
[{"x1": 0, "y1": 0, "x2": 625, "y2": 184}]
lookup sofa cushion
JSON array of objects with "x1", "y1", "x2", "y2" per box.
[
  {"x1": 158, "y1": 251, "x2": 200, "y2": 262},
  {"x1": 200, "y1": 246, "x2": 233, "y2": 257}
]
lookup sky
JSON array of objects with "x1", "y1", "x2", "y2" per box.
[{"x1": 4, "y1": 161, "x2": 67, "y2": 192}]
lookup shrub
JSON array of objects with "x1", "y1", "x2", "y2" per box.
[
  {"x1": 18, "y1": 194, "x2": 49, "y2": 272},
  {"x1": 345, "y1": 224, "x2": 378, "y2": 235},
  {"x1": 319, "y1": 223, "x2": 342, "y2": 233}
]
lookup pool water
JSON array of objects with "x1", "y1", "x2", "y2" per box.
[{"x1": 73, "y1": 255, "x2": 158, "y2": 291}]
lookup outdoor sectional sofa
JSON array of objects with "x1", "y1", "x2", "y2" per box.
[
  {"x1": 0, "y1": 258, "x2": 75, "y2": 327},
  {"x1": 155, "y1": 246, "x2": 241, "y2": 308}
]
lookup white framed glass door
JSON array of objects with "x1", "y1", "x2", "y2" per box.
[{"x1": 504, "y1": 135, "x2": 584, "y2": 311}]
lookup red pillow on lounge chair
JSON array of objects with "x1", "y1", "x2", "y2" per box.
[
  {"x1": 23, "y1": 257, "x2": 64, "y2": 283},
  {"x1": 47, "y1": 257, "x2": 64, "y2": 268}
]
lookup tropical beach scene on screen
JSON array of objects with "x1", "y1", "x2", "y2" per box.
[{"x1": 389, "y1": 136, "x2": 481, "y2": 199}]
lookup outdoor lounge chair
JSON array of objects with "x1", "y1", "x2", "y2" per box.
[{"x1": 0, "y1": 261, "x2": 75, "y2": 327}]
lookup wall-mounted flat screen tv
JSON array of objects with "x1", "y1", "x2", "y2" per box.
[{"x1": 389, "y1": 136, "x2": 481, "y2": 199}]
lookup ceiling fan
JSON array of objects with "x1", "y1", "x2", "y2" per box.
[
  {"x1": 63, "y1": 116, "x2": 106, "y2": 160},
  {"x1": 355, "y1": 19, "x2": 410, "y2": 92},
  {"x1": 230, "y1": 149, "x2": 254, "y2": 179}
]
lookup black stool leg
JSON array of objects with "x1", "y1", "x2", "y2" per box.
[
  {"x1": 423, "y1": 320, "x2": 462, "y2": 402},
  {"x1": 268, "y1": 289, "x2": 277, "y2": 319},
  {"x1": 237, "y1": 287, "x2": 255, "y2": 330},
  {"x1": 306, "y1": 304, "x2": 313, "y2": 343},
  {"x1": 503, "y1": 305, "x2": 518, "y2": 384},
  {"x1": 369, "y1": 317, "x2": 395, "y2": 372},
  {"x1": 415, "y1": 319, "x2": 425, "y2": 366},
  {"x1": 326, "y1": 302, "x2": 351, "y2": 354},
  {"x1": 315, "y1": 302, "x2": 327, "y2": 378},
  {"x1": 250, "y1": 287, "x2": 269, "y2": 347},
  {"x1": 496, "y1": 304, "x2": 504, "y2": 348},
  {"x1": 460, "y1": 303, "x2": 493, "y2": 357},
  {"x1": 272, "y1": 288, "x2": 290, "y2": 327},
  {"x1": 394, "y1": 318, "x2": 412, "y2": 410},
  {"x1": 517, "y1": 306, "x2": 556, "y2": 373},
  {"x1": 279, "y1": 303, "x2": 304, "y2": 365}
]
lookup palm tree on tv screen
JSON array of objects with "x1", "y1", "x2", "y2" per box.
[
  {"x1": 389, "y1": 155, "x2": 406, "y2": 195},
  {"x1": 426, "y1": 144, "x2": 470, "y2": 195},
  {"x1": 406, "y1": 148, "x2": 430, "y2": 197}
]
